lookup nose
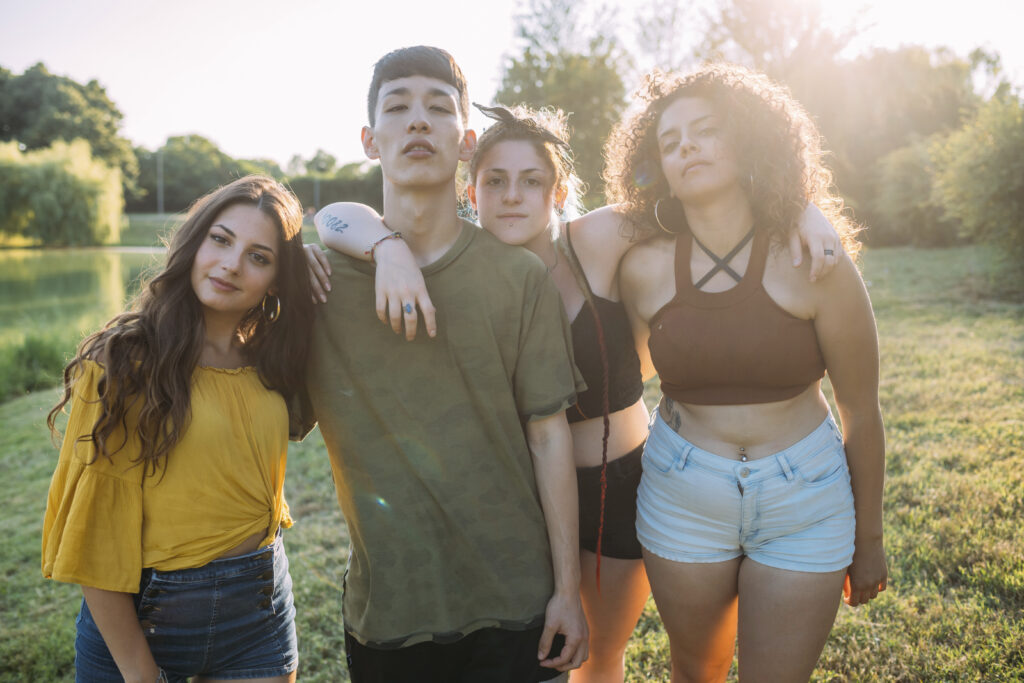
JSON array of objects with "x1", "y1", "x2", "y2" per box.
[
  {"x1": 407, "y1": 103, "x2": 431, "y2": 133},
  {"x1": 220, "y1": 247, "x2": 243, "y2": 273},
  {"x1": 678, "y1": 137, "x2": 699, "y2": 157},
  {"x1": 502, "y1": 181, "x2": 522, "y2": 204}
]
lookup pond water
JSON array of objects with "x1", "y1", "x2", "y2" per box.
[{"x1": 0, "y1": 248, "x2": 166, "y2": 349}]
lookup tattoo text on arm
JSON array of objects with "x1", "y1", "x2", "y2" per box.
[{"x1": 323, "y1": 215, "x2": 349, "y2": 234}]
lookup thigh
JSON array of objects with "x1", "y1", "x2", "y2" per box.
[
  {"x1": 737, "y1": 559, "x2": 845, "y2": 683},
  {"x1": 643, "y1": 551, "x2": 741, "y2": 682},
  {"x1": 579, "y1": 551, "x2": 649, "y2": 653}
]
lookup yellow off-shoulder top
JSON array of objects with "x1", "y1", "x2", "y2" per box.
[{"x1": 42, "y1": 360, "x2": 293, "y2": 593}]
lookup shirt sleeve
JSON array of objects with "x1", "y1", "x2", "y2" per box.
[
  {"x1": 514, "y1": 267, "x2": 588, "y2": 421},
  {"x1": 41, "y1": 362, "x2": 145, "y2": 593}
]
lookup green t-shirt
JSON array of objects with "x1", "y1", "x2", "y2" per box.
[{"x1": 305, "y1": 220, "x2": 584, "y2": 647}]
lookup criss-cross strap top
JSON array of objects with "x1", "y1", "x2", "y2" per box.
[
  {"x1": 564, "y1": 226, "x2": 644, "y2": 423},
  {"x1": 647, "y1": 225, "x2": 826, "y2": 406}
]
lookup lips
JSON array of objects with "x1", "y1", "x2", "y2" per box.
[
  {"x1": 402, "y1": 139, "x2": 435, "y2": 156},
  {"x1": 497, "y1": 213, "x2": 528, "y2": 219},
  {"x1": 209, "y1": 276, "x2": 239, "y2": 292},
  {"x1": 682, "y1": 160, "x2": 710, "y2": 176}
]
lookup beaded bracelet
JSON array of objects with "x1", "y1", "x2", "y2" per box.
[{"x1": 364, "y1": 231, "x2": 403, "y2": 263}]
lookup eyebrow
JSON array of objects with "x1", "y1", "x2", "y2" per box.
[
  {"x1": 380, "y1": 86, "x2": 455, "y2": 100},
  {"x1": 483, "y1": 167, "x2": 547, "y2": 175},
  {"x1": 658, "y1": 114, "x2": 716, "y2": 139},
  {"x1": 211, "y1": 224, "x2": 276, "y2": 254}
]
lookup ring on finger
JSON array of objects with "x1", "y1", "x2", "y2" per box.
[
  {"x1": 404, "y1": 303, "x2": 414, "y2": 315},
  {"x1": 824, "y1": 248, "x2": 835, "y2": 256}
]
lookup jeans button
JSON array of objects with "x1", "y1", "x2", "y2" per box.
[{"x1": 740, "y1": 467, "x2": 750, "y2": 478}]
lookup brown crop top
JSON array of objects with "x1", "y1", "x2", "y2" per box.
[{"x1": 648, "y1": 226, "x2": 825, "y2": 405}]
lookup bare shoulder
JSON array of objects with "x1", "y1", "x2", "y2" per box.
[{"x1": 620, "y1": 237, "x2": 674, "y2": 304}]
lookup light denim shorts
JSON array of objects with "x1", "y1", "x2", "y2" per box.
[{"x1": 636, "y1": 412, "x2": 855, "y2": 573}]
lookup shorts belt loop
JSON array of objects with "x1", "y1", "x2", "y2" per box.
[
  {"x1": 677, "y1": 444, "x2": 691, "y2": 471},
  {"x1": 778, "y1": 453, "x2": 795, "y2": 481}
]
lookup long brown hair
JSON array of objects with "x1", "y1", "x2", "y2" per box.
[
  {"x1": 604, "y1": 64, "x2": 859, "y2": 257},
  {"x1": 48, "y1": 175, "x2": 313, "y2": 476}
]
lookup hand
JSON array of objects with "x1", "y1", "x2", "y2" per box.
[
  {"x1": 843, "y1": 537, "x2": 888, "y2": 607},
  {"x1": 790, "y1": 203, "x2": 841, "y2": 282},
  {"x1": 373, "y1": 238, "x2": 436, "y2": 340},
  {"x1": 304, "y1": 244, "x2": 332, "y2": 303},
  {"x1": 538, "y1": 591, "x2": 589, "y2": 672}
]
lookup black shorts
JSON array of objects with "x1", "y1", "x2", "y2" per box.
[
  {"x1": 344, "y1": 627, "x2": 565, "y2": 683},
  {"x1": 577, "y1": 442, "x2": 645, "y2": 560}
]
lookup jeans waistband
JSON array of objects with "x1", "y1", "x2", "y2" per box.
[
  {"x1": 648, "y1": 412, "x2": 842, "y2": 483},
  {"x1": 146, "y1": 533, "x2": 282, "y2": 584}
]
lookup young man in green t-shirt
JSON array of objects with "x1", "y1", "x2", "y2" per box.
[{"x1": 303, "y1": 45, "x2": 588, "y2": 682}]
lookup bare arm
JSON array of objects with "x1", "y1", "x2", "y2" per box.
[
  {"x1": 308, "y1": 202, "x2": 436, "y2": 339},
  {"x1": 81, "y1": 586, "x2": 160, "y2": 683},
  {"x1": 813, "y1": 255, "x2": 888, "y2": 607},
  {"x1": 525, "y1": 411, "x2": 588, "y2": 672}
]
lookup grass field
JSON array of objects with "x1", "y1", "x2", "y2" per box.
[{"x1": 1, "y1": 245, "x2": 1021, "y2": 681}]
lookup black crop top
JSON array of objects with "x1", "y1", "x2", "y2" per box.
[{"x1": 563, "y1": 226, "x2": 645, "y2": 424}]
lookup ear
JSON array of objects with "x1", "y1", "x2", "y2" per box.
[
  {"x1": 466, "y1": 184, "x2": 478, "y2": 211},
  {"x1": 361, "y1": 126, "x2": 379, "y2": 160},
  {"x1": 554, "y1": 183, "x2": 568, "y2": 210},
  {"x1": 459, "y1": 129, "x2": 477, "y2": 162}
]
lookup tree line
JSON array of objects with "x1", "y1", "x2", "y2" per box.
[{"x1": 1, "y1": 0, "x2": 1023, "y2": 280}]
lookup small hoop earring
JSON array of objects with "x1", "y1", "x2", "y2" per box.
[
  {"x1": 261, "y1": 293, "x2": 281, "y2": 324},
  {"x1": 653, "y1": 197, "x2": 679, "y2": 235}
]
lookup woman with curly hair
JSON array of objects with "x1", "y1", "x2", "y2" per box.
[
  {"x1": 608, "y1": 64, "x2": 888, "y2": 681},
  {"x1": 42, "y1": 175, "x2": 314, "y2": 682},
  {"x1": 305, "y1": 91, "x2": 841, "y2": 680}
]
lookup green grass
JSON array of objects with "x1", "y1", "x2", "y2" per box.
[{"x1": 1, "y1": 245, "x2": 1022, "y2": 681}]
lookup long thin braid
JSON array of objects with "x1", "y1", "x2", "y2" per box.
[{"x1": 557, "y1": 227, "x2": 611, "y2": 591}]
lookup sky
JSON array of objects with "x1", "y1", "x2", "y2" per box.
[{"x1": 2, "y1": 0, "x2": 1021, "y2": 168}]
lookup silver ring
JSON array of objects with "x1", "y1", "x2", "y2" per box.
[{"x1": 824, "y1": 249, "x2": 835, "y2": 256}]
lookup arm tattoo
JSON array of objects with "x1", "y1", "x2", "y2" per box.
[{"x1": 323, "y1": 215, "x2": 349, "y2": 234}]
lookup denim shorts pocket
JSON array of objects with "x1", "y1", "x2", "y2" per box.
[
  {"x1": 794, "y1": 443, "x2": 849, "y2": 489},
  {"x1": 641, "y1": 435, "x2": 680, "y2": 474}
]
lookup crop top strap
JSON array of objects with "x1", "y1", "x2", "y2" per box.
[{"x1": 675, "y1": 225, "x2": 767, "y2": 296}]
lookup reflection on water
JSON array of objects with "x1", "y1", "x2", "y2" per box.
[{"x1": 0, "y1": 248, "x2": 166, "y2": 349}]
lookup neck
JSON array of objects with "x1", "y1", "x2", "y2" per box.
[
  {"x1": 380, "y1": 179, "x2": 463, "y2": 267},
  {"x1": 682, "y1": 186, "x2": 755, "y2": 254},
  {"x1": 523, "y1": 222, "x2": 559, "y2": 270},
  {"x1": 200, "y1": 311, "x2": 244, "y2": 368}
]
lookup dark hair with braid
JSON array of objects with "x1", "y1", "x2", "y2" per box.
[
  {"x1": 47, "y1": 175, "x2": 313, "y2": 477},
  {"x1": 469, "y1": 102, "x2": 612, "y2": 587}
]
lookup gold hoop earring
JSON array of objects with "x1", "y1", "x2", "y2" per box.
[
  {"x1": 653, "y1": 198, "x2": 679, "y2": 235},
  {"x1": 261, "y1": 294, "x2": 281, "y2": 324}
]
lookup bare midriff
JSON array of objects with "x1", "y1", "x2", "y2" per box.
[
  {"x1": 571, "y1": 398, "x2": 651, "y2": 468},
  {"x1": 216, "y1": 529, "x2": 268, "y2": 559},
  {"x1": 658, "y1": 383, "x2": 831, "y2": 461}
]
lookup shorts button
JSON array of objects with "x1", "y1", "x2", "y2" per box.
[{"x1": 740, "y1": 467, "x2": 750, "y2": 478}]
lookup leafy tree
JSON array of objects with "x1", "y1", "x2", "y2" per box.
[
  {"x1": 0, "y1": 139, "x2": 122, "y2": 246},
  {"x1": 307, "y1": 149, "x2": 338, "y2": 175},
  {"x1": 495, "y1": 0, "x2": 629, "y2": 205},
  {"x1": 871, "y1": 138, "x2": 960, "y2": 247},
  {"x1": 0, "y1": 63, "x2": 138, "y2": 194},
  {"x1": 128, "y1": 135, "x2": 240, "y2": 213},
  {"x1": 931, "y1": 95, "x2": 1024, "y2": 270}
]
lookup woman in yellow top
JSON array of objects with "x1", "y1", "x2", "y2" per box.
[{"x1": 42, "y1": 175, "x2": 314, "y2": 683}]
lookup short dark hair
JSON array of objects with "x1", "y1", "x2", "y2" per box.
[{"x1": 366, "y1": 46, "x2": 469, "y2": 126}]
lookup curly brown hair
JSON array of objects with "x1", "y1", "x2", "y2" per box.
[
  {"x1": 47, "y1": 175, "x2": 314, "y2": 477},
  {"x1": 604, "y1": 63, "x2": 858, "y2": 256}
]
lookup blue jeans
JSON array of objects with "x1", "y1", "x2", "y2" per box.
[
  {"x1": 637, "y1": 412, "x2": 856, "y2": 572},
  {"x1": 75, "y1": 534, "x2": 297, "y2": 681}
]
